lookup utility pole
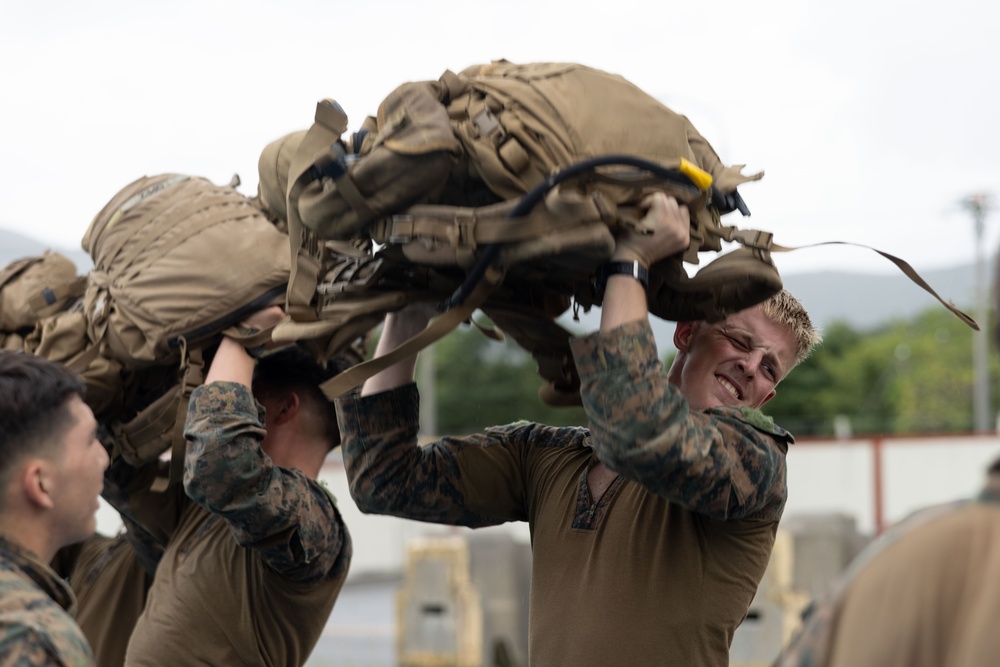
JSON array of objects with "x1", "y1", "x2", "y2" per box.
[
  {"x1": 418, "y1": 344, "x2": 437, "y2": 437},
  {"x1": 964, "y1": 193, "x2": 992, "y2": 432}
]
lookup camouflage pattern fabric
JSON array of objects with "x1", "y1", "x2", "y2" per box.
[
  {"x1": 108, "y1": 382, "x2": 351, "y2": 666},
  {"x1": 573, "y1": 319, "x2": 793, "y2": 520},
  {"x1": 0, "y1": 536, "x2": 94, "y2": 667},
  {"x1": 183, "y1": 383, "x2": 351, "y2": 582},
  {"x1": 338, "y1": 319, "x2": 792, "y2": 524},
  {"x1": 336, "y1": 319, "x2": 793, "y2": 666}
]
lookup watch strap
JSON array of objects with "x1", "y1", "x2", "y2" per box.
[{"x1": 595, "y1": 260, "x2": 649, "y2": 301}]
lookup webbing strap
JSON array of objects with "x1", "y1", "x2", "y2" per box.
[
  {"x1": 115, "y1": 192, "x2": 249, "y2": 278},
  {"x1": 151, "y1": 345, "x2": 204, "y2": 493},
  {"x1": 219, "y1": 324, "x2": 275, "y2": 349},
  {"x1": 286, "y1": 102, "x2": 347, "y2": 319},
  {"x1": 319, "y1": 265, "x2": 506, "y2": 400},
  {"x1": 761, "y1": 237, "x2": 979, "y2": 330},
  {"x1": 63, "y1": 342, "x2": 102, "y2": 375},
  {"x1": 99, "y1": 175, "x2": 191, "y2": 270},
  {"x1": 329, "y1": 169, "x2": 375, "y2": 222},
  {"x1": 373, "y1": 194, "x2": 604, "y2": 248}
]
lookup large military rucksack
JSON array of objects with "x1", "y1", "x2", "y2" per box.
[
  {"x1": 271, "y1": 61, "x2": 977, "y2": 402},
  {"x1": 78, "y1": 173, "x2": 292, "y2": 484}
]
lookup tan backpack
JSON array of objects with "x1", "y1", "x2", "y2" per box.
[
  {"x1": 0, "y1": 251, "x2": 86, "y2": 331},
  {"x1": 274, "y1": 61, "x2": 976, "y2": 403},
  {"x1": 0, "y1": 251, "x2": 125, "y2": 420},
  {"x1": 78, "y1": 174, "x2": 291, "y2": 483},
  {"x1": 82, "y1": 174, "x2": 289, "y2": 368}
]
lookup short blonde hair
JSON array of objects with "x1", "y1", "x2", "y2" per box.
[{"x1": 759, "y1": 289, "x2": 822, "y2": 367}]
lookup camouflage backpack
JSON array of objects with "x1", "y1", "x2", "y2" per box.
[{"x1": 272, "y1": 60, "x2": 976, "y2": 402}]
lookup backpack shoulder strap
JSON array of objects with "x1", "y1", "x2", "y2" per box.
[{"x1": 318, "y1": 265, "x2": 505, "y2": 400}]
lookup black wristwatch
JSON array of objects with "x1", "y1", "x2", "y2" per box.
[{"x1": 595, "y1": 260, "x2": 649, "y2": 301}]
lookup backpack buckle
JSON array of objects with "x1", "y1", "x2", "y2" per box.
[
  {"x1": 448, "y1": 211, "x2": 478, "y2": 248},
  {"x1": 471, "y1": 108, "x2": 506, "y2": 144},
  {"x1": 728, "y1": 228, "x2": 774, "y2": 251},
  {"x1": 386, "y1": 215, "x2": 416, "y2": 244}
]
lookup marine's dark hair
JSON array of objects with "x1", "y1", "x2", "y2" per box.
[
  {"x1": 252, "y1": 345, "x2": 354, "y2": 450},
  {"x1": 0, "y1": 351, "x2": 87, "y2": 478}
]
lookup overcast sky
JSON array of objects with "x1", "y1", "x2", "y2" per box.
[{"x1": 2, "y1": 0, "x2": 999, "y2": 279}]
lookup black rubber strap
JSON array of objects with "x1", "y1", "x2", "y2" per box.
[{"x1": 596, "y1": 261, "x2": 649, "y2": 301}]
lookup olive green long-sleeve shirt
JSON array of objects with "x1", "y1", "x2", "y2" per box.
[
  {"x1": 338, "y1": 319, "x2": 792, "y2": 666},
  {"x1": 106, "y1": 382, "x2": 351, "y2": 667}
]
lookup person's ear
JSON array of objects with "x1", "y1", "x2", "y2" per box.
[
  {"x1": 673, "y1": 321, "x2": 696, "y2": 352},
  {"x1": 23, "y1": 461, "x2": 55, "y2": 510},
  {"x1": 272, "y1": 392, "x2": 301, "y2": 426}
]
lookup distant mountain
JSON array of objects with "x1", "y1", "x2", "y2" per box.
[
  {"x1": 0, "y1": 226, "x2": 984, "y2": 340},
  {"x1": 780, "y1": 264, "x2": 984, "y2": 332},
  {"x1": 1, "y1": 228, "x2": 93, "y2": 273}
]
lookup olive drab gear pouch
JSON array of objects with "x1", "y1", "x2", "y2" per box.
[
  {"x1": 0, "y1": 251, "x2": 86, "y2": 331},
  {"x1": 278, "y1": 60, "x2": 977, "y2": 404},
  {"x1": 22, "y1": 305, "x2": 125, "y2": 421},
  {"x1": 0, "y1": 252, "x2": 122, "y2": 418}
]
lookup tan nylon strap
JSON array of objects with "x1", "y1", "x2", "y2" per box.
[
  {"x1": 319, "y1": 265, "x2": 506, "y2": 400},
  {"x1": 63, "y1": 342, "x2": 102, "y2": 375},
  {"x1": 219, "y1": 324, "x2": 275, "y2": 348},
  {"x1": 330, "y1": 170, "x2": 376, "y2": 222},
  {"x1": 151, "y1": 345, "x2": 204, "y2": 493},
  {"x1": 99, "y1": 176, "x2": 192, "y2": 271},
  {"x1": 286, "y1": 105, "x2": 345, "y2": 317},
  {"x1": 374, "y1": 197, "x2": 603, "y2": 248},
  {"x1": 285, "y1": 217, "x2": 321, "y2": 319},
  {"x1": 766, "y1": 239, "x2": 979, "y2": 330},
  {"x1": 114, "y1": 193, "x2": 247, "y2": 277}
]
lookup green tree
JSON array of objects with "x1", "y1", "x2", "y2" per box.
[
  {"x1": 431, "y1": 322, "x2": 587, "y2": 434},
  {"x1": 420, "y1": 303, "x2": 996, "y2": 439},
  {"x1": 765, "y1": 306, "x2": 998, "y2": 437}
]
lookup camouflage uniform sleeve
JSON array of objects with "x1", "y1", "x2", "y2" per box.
[
  {"x1": 183, "y1": 382, "x2": 350, "y2": 584},
  {"x1": 571, "y1": 319, "x2": 792, "y2": 521},
  {"x1": 337, "y1": 383, "x2": 547, "y2": 527},
  {"x1": 0, "y1": 630, "x2": 94, "y2": 667}
]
